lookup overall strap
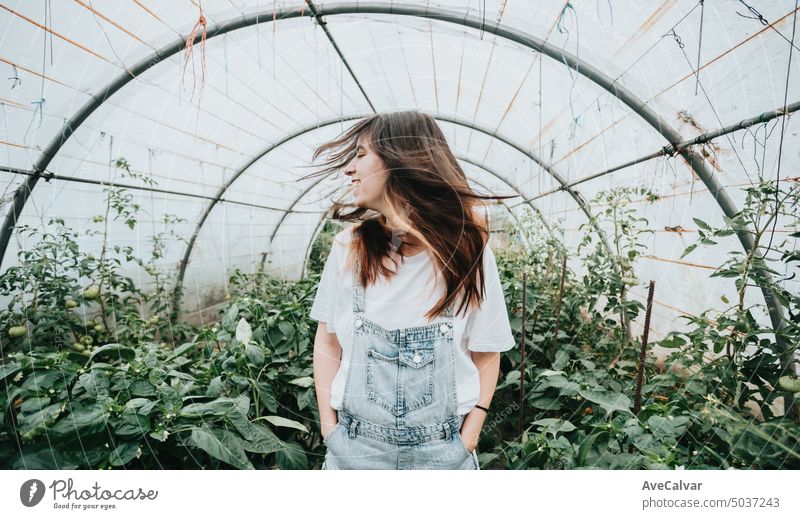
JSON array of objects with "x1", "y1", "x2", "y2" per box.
[{"x1": 443, "y1": 298, "x2": 455, "y2": 318}]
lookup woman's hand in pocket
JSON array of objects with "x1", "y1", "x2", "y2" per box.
[
  {"x1": 321, "y1": 414, "x2": 339, "y2": 444},
  {"x1": 460, "y1": 406, "x2": 488, "y2": 453}
]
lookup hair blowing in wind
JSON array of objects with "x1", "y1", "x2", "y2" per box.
[{"x1": 299, "y1": 111, "x2": 518, "y2": 321}]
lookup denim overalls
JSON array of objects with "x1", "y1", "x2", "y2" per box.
[{"x1": 321, "y1": 256, "x2": 480, "y2": 470}]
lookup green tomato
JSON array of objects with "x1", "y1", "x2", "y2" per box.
[
  {"x1": 65, "y1": 299, "x2": 79, "y2": 309},
  {"x1": 82, "y1": 335, "x2": 93, "y2": 345},
  {"x1": 148, "y1": 315, "x2": 160, "y2": 325},
  {"x1": 778, "y1": 376, "x2": 800, "y2": 393},
  {"x1": 71, "y1": 342, "x2": 85, "y2": 352},
  {"x1": 83, "y1": 285, "x2": 100, "y2": 300},
  {"x1": 7, "y1": 326, "x2": 27, "y2": 338},
  {"x1": 94, "y1": 324, "x2": 104, "y2": 333},
  {"x1": 621, "y1": 276, "x2": 638, "y2": 286}
]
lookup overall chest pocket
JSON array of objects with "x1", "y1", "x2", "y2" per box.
[{"x1": 366, "y1": 347, "x2": 435, "y2": 416}]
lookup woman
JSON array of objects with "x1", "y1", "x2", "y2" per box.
[{"x1": 307, "y1": 110, "x2": 516, "y2": 469}]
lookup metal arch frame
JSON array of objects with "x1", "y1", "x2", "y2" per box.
[
  {"x1": 0, "y1": 4, "x2": 638, "y2": 346},
  {"x1": 296, "y1": 174, "x2": 533, "y2": 279},
  {"x1": 172, "y1": 112, "x2": 557, "y2": 312},
  {"x1": 454, "y1": 156, "x2": 551, "y2": 239},
  {"x1": 252, "y1": 117, "x2": 564, "y2": 271},
  {"x1": 0, "y1": 1, "x2": 783, "y2": 346},
  {"x1": 247, "y1": 114, "x2": 604, "y2": 274},
  {"x1": 252, "y1": 116, "x2": 627, "y2": 322}
]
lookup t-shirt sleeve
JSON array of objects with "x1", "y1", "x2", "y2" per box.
[
  {"x1": 465, "y1": 245, "x2": 516, "y2": 352},
  {"x1": 309, "y1": 233, "x2": 342, "y2": 333}
]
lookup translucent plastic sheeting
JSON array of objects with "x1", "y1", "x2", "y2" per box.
[{"x1": 1, "y1": 0, "x2": 798, "y2": 344}]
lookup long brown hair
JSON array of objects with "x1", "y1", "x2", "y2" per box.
[{"x1": 301, "y1": 111, "x2": 517, "y2": 320}]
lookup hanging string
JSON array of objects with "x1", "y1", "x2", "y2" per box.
[
  {"x1": 736, "y1": 0, "x2": 768, "y2": 24},
  {"x1": 761, "y1": 0, "x2": 798, "y2": 260},
  {"x1": 556, "y1": 2, "x2": 581, "y2": 137},
  {"x1": 596, "y1": 0, "x2": 613, "y2": 27},
  {"x1": 23, "y1": 2, "x2": 51, "y2": 144},
  {"x1": 667, "y1": 28, "x2": 684, "y2": 50},
  {"x1": 538, "y1": 54, "x2": 543, "y2": 197},
  {"x1": 30, "y1": 99, "x2": 45, "y2": 129},
  {"x1": 182, "y1": 0, "x2": 208, "y2": 101},
  {"x1": 694, "y1": 0, "x2": 705, "y2": 95},
  {"x1": 743, "y1": 119, "x2": 778, "y2": 178},
  {"x1": 736, "y1": 0, "x2": 800, "y2": 53},
  {"x1": 8, "y1": 65, "x2": 21, "y2": 89},
  {"x1": 669, "y1": 27, "x2": 754, "y2": 184}
]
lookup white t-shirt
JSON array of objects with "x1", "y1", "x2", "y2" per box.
[{"x1": 309, "y1": 226, "x2": 515, "y2": 415}]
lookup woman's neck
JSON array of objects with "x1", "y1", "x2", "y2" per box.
[{"x1": 380, "y1": 214, "x2": 425, "y2": 255}]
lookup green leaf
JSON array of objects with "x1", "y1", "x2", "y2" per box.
[
  {"x1": 109, "y1": 441, "x2": 140, "y2": 466},
  {"x1": 532, "y1": 418, "x2": 576, "y2": 436},
  {"x1": 90, "y1": 343, "x2": 136, "y2": 363},
  {"x1": 275, "y1": 440, "x2": 308, "y2": 469},
  {"x1": 50, "y1": 404, "x2": 108, "y2": 437},
  {"x1": 537, "y1": 370, "x2": 566, "y2": 378},
  {"x1": 496, "y1": 370, "x2": 520, "y2": 390},
  {"x1": 261, "y1": 415, "x2": 308, "y2": 433},
  {"x1": 223, "y1": 303, "x2": 239, "y2": 329},
  {"x1": 245, "y1": 344, "x2": 265, "y2": 367},
  {"x1": 576, "y1": 431, "x2": 605, "y2": 466},
  {"x1": 129, "y1": 380, "x2": 157, "y2": 397},
  {"x1": 236, "y1": 318, "x2": 253, "y2": 345},
  {"x1": 18, "y1": 402, "x2": 63, "y2": 436},
  {"x1": 227, "y1": 412, "x2": 282, "y2": 454},
  {"x1": 529, "y1": 395, "x2": 562, "y2": 410},
  {"x1": 180, "y1": 396, "x2": 249, "y2": 419},
  {"x1": 167, "y1": 342, "x2": 197, "y2": 360},
  {"x1": 578, "y1": 389, "x2": 633, "y2": 416},
  {"x1": 0, "y1": 361, "x2": 22, "y2": 382},
  {"x1": 112, "y1": 412, "x2": 150, "y2": 438},
  {"x1": 288, "y1": 376, "x2": 314, "y2": 388},
  {"x1": 205, "y1": 376, "x2": 224, "y2": 397},
  {"x1": 296, "y1": 387, "x2": 314, "y2": 411},
  {"x1": 693, "y1": 218, "x2": 711, "y2": 230},
  {"x1": 278, "y1": 322, "x2": 295, "y2": 337},
  {"x1": 680, "y1": 244, "x2": 698, "y2": 259},
  {"x1": 190, "y1": 427, "x2": 254, "y2": 470}
]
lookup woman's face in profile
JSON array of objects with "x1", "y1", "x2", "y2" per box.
[{"x1": 343, "y1": 134, "x2": 390, "y2": 212}]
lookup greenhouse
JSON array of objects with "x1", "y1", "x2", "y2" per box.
[{"x1": 0, "y1": 0, "x2": 798, "y2": 471}]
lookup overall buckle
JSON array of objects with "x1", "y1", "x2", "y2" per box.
[
  {"x1": 348, "y1": 418, "x2": 359, "y2": 439},
  {"x1": 442, "y1": 421, "x2": 453, "y2": 442}
]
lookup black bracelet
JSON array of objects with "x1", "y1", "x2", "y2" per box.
[{"x1": 474, "y1": 404, "x2": 489, "y2": 413}]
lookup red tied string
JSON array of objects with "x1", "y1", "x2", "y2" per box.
[{"x1": 182, "y1": 2, "x2": 207, "y2": 98}]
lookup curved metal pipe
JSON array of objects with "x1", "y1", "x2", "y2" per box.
[{"x1": 1, "y1": 2, "x2": 781, "y2": 347}]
